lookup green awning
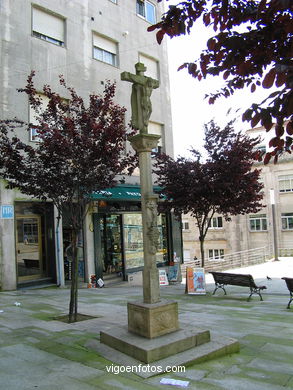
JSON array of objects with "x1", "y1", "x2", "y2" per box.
[{"x1": 91, "y1": 185, "x2": 164, "y2": 201}]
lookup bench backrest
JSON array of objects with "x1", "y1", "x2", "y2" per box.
[
  {"x1": 210, "y1": 272, "x2": 257, "y2": 288},
  {"x1": 282, "y1": 277, "x2": 293, "y2": 292}
]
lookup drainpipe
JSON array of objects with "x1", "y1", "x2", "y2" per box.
[
  {"x1": 54, "y1": 206, "x2": 65, "y2": 286},
  {"x1": 270, "y1": 189, "x2": 279, "y2": 262}
]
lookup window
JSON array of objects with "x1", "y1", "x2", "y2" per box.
[
  {"x1": 256, "y1": 145, "x2": 266, "y2": 153},
  {"x1": 32, "y1": 7, "x2": 65, "y2": 47},
  {"x1": 93, "y1": 34, "x2": 117, "y2": 66},
  {"x1": 137, "y1": 0, "x2": 156, "y2": 23},
  {"x1": 30, "y1": 127, "x2": 41, "y2": 142},
  {"x1": 282, "y1": 213, "x2": 293, "y2": 230},
  {"x1": 279, "y1": 175, "x2": 293, "y2": 193},
  {"x1": 249, "y1": 214, "x2": 268, "y2": 231},
  {"x1": 139, "y1": 54, "x2": 159, "y2": 80},
  {"x1": 21, "y1": 219, "x2": 39, "y2": 244},
  {"x1": 149, "y1": 121, "x2": 163, "y2": 154},
  {"x1": 109, "y1": 0, "x2": 117, "y2": 3},
  {"x1": 208, "y1": 249, "x2": 224, "y2": 260},
  {"x1": 208, "y1": 216, "x2": 223, "y2": 229},
  {"x1": 29, "y1": 94, "x2": 49, "y2": 142},
  {"x1": 123, "y1": 213, "x2": 167, "y2": 268},
  {"x1": 182, "y1": 221, "x2": 189, "y2": 231}
]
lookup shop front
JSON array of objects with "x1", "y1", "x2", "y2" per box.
[
  {"x1": 15, "y1": 202, "x2": 56, "y2": 287},
  {"x1": 92, "y1": 185, "x2": 182, "y2": 282}
]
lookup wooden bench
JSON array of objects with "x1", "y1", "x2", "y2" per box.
[
  {"x1": 282, "y1": 277, "x2": 293, "y2": 309},
  {"x1": 210, "y1": 271, "x2": 267, "y2": 301}
]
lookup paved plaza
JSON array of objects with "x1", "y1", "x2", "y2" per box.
[{"x1": 0, "y1": 258, "x2": 292, "y2": 389}]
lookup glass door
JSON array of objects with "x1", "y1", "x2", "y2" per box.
[
  {"x1": 102, "y1": 214, "x2": 124, "y2": 280},
  {"x1": 16, "y1": 215, "x2": 43, "y2": 281}
]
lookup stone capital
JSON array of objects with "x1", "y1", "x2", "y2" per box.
[{"x1": 129, "y1": 133, "x2": 161, "y2": 153}]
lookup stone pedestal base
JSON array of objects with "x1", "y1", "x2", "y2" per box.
[
  {"x1": 127, "y1": 300, "x2": 179, "y2": 339},
  {"x1": 100, "y1": 325, "x2": 211, "y2": 363}
]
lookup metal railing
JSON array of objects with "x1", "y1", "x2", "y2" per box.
[{"x1": 181, "y1": 246, "x2": 270, "y2": 274}]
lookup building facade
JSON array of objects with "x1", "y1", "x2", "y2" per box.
[
  {"x1": 0, "y1": 0, "x2": 182, "y2": 290},
  {"x1": 182, "y1": 126, "x2": 293, "y2": 264}
]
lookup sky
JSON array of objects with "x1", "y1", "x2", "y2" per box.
[{"x1": 166, "y1": 15, "x2": 268, "y2": 158}]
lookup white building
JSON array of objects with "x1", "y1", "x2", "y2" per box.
[
  {"x1": 0, "y1": 0, "x2": 182, "y2": 290},
  {"x1": 182, "y1": 125, "x2": 293, "y2": 265}
]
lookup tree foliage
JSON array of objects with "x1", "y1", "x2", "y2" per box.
[
  {"x1": 155, "y1": 120, "x2": 264, "y2": 266},
  {"x1": 0, "y1": 72, "x2": 135, "y2": 321},
  {"x1": 149, "y1": 0, "x2": 293, "y2": 162}
]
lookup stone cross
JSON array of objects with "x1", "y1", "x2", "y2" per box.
[
  {"x1": 121, "y1": 62, "x2": 159, "y2": 134},
  {"x1": 121, "y1": 63, "x2": 161, "y2": 304}
]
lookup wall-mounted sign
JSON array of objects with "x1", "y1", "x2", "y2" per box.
[{"x1": 0, "y1": 205, "x2": 14, "y2": 219}]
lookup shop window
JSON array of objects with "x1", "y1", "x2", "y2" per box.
[
  {"x1": 137, "y1": 0, "x2": 156, "y2": 23},
  {"x1": 123, "y1": 213, "x2": 168, "y2": 269},
  {"x1": 279, "y1": 175, "x2": 293, "y2": 193},
  {"x1": 32, "y1": 7, "x2": 65, "y2": 47},
  {"x1": 93, "y1": 33, "x2": 118, "y2": 66},
  {"x1": 208, "y1": 249, "x2": 224, "y2": 260},
  {"x1": 249, "y1": 214, "x2": 268, "y2": 231},
  {"x1": 138, "y1": 53, "x2": 159, "y2": 80},
  {"x1": 282, "y1": 213, "x2": 293, "y2": 230},
  {"x1": 208, "y1": 216, "x2": 223, "y2": 229}
]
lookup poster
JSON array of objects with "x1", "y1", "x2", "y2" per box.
[
  {"x1": 159, "y1": 269, "x2": 169, "y2": 286},
  {"x1": 168, "y1": 263, "x2": 179, "y2": 282},
  {"x1": 186, "y1": 267, "x2": 206, "y2": 295}
]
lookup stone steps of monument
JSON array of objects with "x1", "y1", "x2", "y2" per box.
[{"x1": 86, "y1": 325, "x2": 239, "y2": 378}]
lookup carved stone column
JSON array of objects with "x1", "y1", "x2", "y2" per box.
[
  {"x1": 128, "y1": 133, "x2": 179, "y2": 338},
  {"x1": 130, "y1": 133, "x2": 161, "y2": 304}
]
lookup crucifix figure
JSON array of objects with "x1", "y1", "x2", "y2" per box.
[{"x1": 121, "y1": 62, "x2": 159, "y2": 133}]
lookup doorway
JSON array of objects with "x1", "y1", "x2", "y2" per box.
[
  {"x1": 99, "y1": 214, "x2": 124, "y2": 281},
  {"x1": 16, "y1": 215, "x2": 43, "y2": 281}
]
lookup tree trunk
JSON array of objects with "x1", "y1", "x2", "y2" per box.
[
  {"x1": 200, "y1": 237, "x2": 205, "y2": 268},
  {"x1": 69, "y1": 229, "x2": 79, "y2": 323}
]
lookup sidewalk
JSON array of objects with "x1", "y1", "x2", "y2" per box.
[{"x1": 0, "y1": 258, "x2": 292, "y2": 389}]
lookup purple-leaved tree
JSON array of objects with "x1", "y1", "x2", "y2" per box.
[
  {"x1": 155, "y1": 120, "x2": 264, "y2": 266},
  {"x1": 149, "y1": 0, "x2": 293, "y2": 162},
  {"x1": 0, "y1": 72, "x2": 135, "y2": 322}
]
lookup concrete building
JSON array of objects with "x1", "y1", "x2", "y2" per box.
[
  {"x1": 0, "y1": 0, "x2": 182, "y2": 290},
  {"x1": 182, "y1": 125, "x2": 293, "y2": 265}
]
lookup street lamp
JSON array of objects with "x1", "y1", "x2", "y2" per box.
[{"x1": 270, "y1": 189, "x2": 279, "y2": 261}]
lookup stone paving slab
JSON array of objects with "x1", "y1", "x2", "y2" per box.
[{"x1": 0, "y1": 258, "x2": 293, "y2": 389}]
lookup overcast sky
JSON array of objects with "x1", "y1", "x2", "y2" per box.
[{"x1": 166, "y1": 11, "x2": 268, "y2": 158}]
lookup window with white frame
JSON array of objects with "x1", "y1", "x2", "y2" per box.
[
  {"x1": 149, "y1": 121, "x2": 163, "y2": 154},
  {"x1": 136, "y1": 0, "x2": 156, "y2": 23},
  {"x1": 208, "y1": 249, "x2": 224, "y2": 260},
  {"x1": 139, "y1": 54, "x2": 159, "y2": 80},
  {"x1": 208, "y1": 216, "x2": 223, "y2": 229},
  {"x1": 256, "y1": 144, "x2": 266, "y2": 153},
  {"x1": 249, "y1": 214, "x2": 268, "y2": 231},
  {"x1": 182, "y1": 221, "x2": 189, "y2": 231},
  {"x1": 281, "y1": 213, "x2": 293, "y2": 230},
  {"x1": 279, "y1": 175, "x2": 293, "y2": 193},
  {"x1": 29, "y1": 94, "x2": 49, "y2": 142},
  {"x1": 32, "y1": 7, "x2": 65, "y2": 47},
  {"x1": 93, "y1": 34, "x2": 118, "y2": 66}
]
